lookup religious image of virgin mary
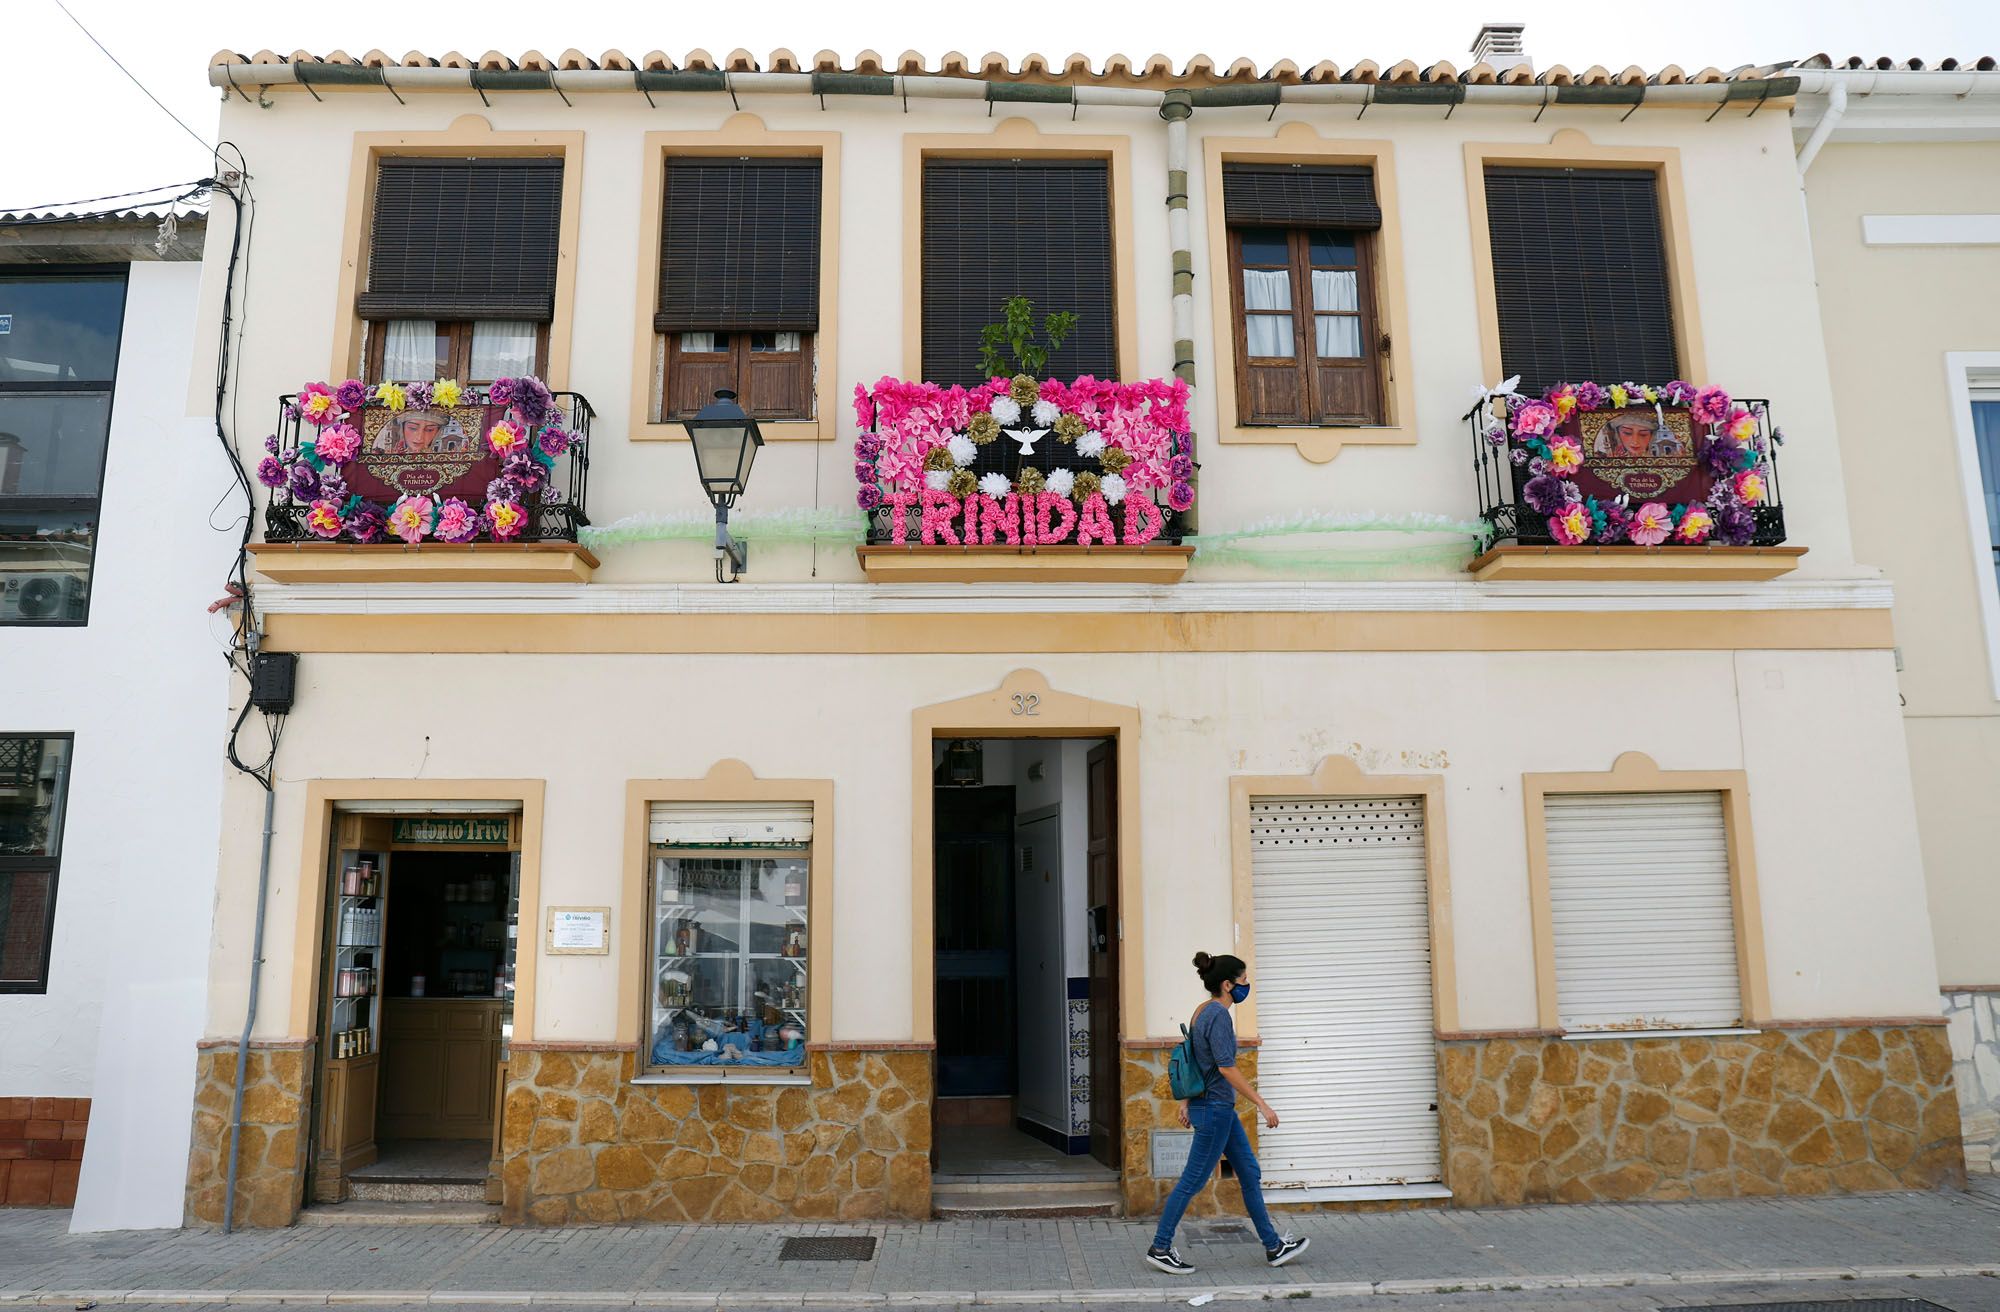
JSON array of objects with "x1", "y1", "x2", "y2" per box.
[
  {"x1": 371, "y1": 408, "x2": 472, "y2": 455},
  {"x1": 1592, "y1": 410, "x2": 1686, "y2": 458}
]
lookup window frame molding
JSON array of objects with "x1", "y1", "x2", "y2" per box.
[
  {"x1": 1522, "y1": 751, "x2": 1769, "y2": 1034},
  {"x1": 330, "y1": 115, "x2": 583, "y2": 389},
  {"x1": 1464, "y1": 129, "x2": 1707, "y2": 391},
  {"x1": 1202, "y1": 125, "x2": 1415, "y2": 463},
  {"x1": 0, "y1": 731, "x2": 75, "y2": 994},
  {"x1": 903, "y1": 117, "x2": 1141, "y2": 386},
  {"x1": 1945, "y1": 353, "x2": 2000, "y2": 700},
  {"x1": 628, "y1": 115, "x2": 841, "y2": 443},
  {"x1": 1225, "y1": 755, "x2": 1459, "y2": 1039},
  {"x1": 620, "y1": 760, "x2": 833, "y2": 1080}
]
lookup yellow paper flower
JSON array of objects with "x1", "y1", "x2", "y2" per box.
[
  {"x1": 1640, "y1": 386, "x2": 1658, "y2": 403},
  {"x1": 1608, "y1": 385, "x2": 1629, "y2": 409},
  {"x1": 1009, "y1": 374, "x2": 1041, "y2": 406},
  {"x1": 433, "y1": 379, "x2": 463, "y2": 408},
  {"x1": 966, "y1": 412, "x2": 1001, "y2": 445},
  {"x1": 947, "y1": 469, "x2": 978, "y2": 497},
  {"x1": 374, "y1": 382, "x2": 407, "y2": 412}
]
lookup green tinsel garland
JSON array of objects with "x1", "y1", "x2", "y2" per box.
[{"x1": 579, "y1": 508, "x2": 869, "y2": 549}]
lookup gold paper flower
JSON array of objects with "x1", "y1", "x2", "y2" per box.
[
  {"x1": 1009, "y1": 374, "x2": 1042, "y2": 406},
  {"x1": 1053, "y1": 413, "x2": 1086, "y2": 442},
  {"x1": 1099, "y1": 446, "x2": 1133, "y2": 473},
  {"x1": 1016, "y1": 466, "x2": 1046, "y2": 495},
  {"x1": 967, "y1": 412, "x2": 1001, "y2": 444},
  {"x1": 924, "y1": 447, "x2": 956, "y2": 472},
  {"x1": 1072, "y1": 471, "x2": 1102, "y2": 501},
  {"x1": 947, "y1": 469, "x2": 978, "y2": 497}
]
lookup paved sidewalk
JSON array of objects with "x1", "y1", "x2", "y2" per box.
[{"x1": 1, "y1": 1183, "x2": 1996, "y2": 1308}]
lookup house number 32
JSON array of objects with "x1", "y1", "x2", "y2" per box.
[{"x1": 1011, "y1": 693, "x2": 1040, "y2": 716}]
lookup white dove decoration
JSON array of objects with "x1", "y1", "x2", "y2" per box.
[{"x1": 1006, "y1": 427, "x2": 1050, "y2": 457}]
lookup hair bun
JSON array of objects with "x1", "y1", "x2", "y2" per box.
[{"x1": 1192, "y1": 952, "x2": 1212, "y2": 970}]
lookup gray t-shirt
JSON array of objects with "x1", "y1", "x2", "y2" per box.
[{"x1": 1188, "y1": 1001, "x2": 1238, "y2": 1109}]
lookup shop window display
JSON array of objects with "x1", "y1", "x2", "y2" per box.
[{"x1": 649, "y1": 851, "x2": 808, "y2": 1069}]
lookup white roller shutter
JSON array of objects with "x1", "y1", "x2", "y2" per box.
[
  {"x1": 649, "y1": 801, "x2": 813, "y2": 847},
  {"x1": 1249, "y1": 796, "x2": 1441, "y2": 1188},
  {"x1": 1544, "y1": 791, "x2": 1740, "y2": 1032}
]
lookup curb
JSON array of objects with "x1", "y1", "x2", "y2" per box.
[{"x1": 4, "y1": 1266, "x2": 1996, "y2": 1307}]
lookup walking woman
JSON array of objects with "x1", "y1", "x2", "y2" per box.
[{"x1": 1145, "y1": 952, "x2": 1309, "y2": 1275}]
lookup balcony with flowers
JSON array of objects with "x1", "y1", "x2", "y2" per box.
[
  {"x1": 1468, "y1": 379, "x2": 1803, "y2": 581},
  {"x1": 247, "y1": 375, "x2": 595, "y2": 584},
  {"x1": 851, "y1": 373, "x2": 1196, "y2": 582}
]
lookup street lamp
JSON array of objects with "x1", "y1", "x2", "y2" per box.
[{"x1": 682, "y1": 389, "x2": 763, "y2": 582}]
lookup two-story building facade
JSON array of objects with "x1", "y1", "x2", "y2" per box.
[{"x1": 183, "y1": 35, "x2": 1961, "y2": 1228}]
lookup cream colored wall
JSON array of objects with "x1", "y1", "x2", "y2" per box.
[
  {"x1": 191, "y1": 93, "x2": 1864, "y2": 584},
  {"x1": 1806, "y1": 141, "x2": 2000, "y2": 987},
  {"x1": 200, "y1": 645, "x2": 1938, "y2": 1048}
]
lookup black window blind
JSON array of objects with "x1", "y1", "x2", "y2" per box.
[
  {"x1": 1483, "y1": 166, "x2": 1679, "y2": 391},
  {"x1": 655, "y1": 159, "x2": 823, "y2": 333},
  {"x1": 358, "y1": 156, "x2": 564, "y2": 321},
  {"x1": 921, "y1": 159, "x2": 1116, "y2": 386},
  {"x1": 1222, "y1": 164, "x2": 1381, "y2": 229}
]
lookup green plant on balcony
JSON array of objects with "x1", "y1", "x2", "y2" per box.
[{"x1": 977, "y1": 296, "x2": 1079, "y2": 380}]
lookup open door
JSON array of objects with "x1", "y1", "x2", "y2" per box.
[
  {"x1": 1085, "y1": 742, "x2": 1120, "y2": 1170},
  {"x1": 311, "y1": 814, "x2": 390, "y2": 1201}
]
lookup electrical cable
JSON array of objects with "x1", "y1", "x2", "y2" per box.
[
  {"x1": 0, "y1": 178, "x2": 212, "y2": 214},
  {"x1": 0, "y1": 182, "x2": 211, "y2": 229},
  {"x1": 48, "y1": 0, "x2": 214, "y2": 155}
]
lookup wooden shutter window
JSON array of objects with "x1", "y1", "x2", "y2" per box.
[
  {"x1": 1483, "y1": 166, "x2": 1679, "y2": 392},
  {"x1": 358, "y1": 157, "x2": 564, "y2": 321},
  {"x1": 920, "y1": 159, "x2": 1117, "y2": 387},
  {"x1": 1222, "y1": 163, "x2": 1381, "y2": 230},
  {"x1": 655, "y1": 159, "x2": 822, "y2": 333},
  {"x1": 1230, "y1": 227, "x2": 1383, "y2": 426}
]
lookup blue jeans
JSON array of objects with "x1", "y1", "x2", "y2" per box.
[{"x1": 1151, "y1": 1101, "x2": 1282, "y2": 1252}]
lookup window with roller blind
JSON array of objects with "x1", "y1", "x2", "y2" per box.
[
  {"x1": 1223, "y1": 164, "x2": 1386, "y2": 426},
  {"x1": 1483, "y1": 166, "x2": 1679, "y2": 393},
  {"x1": 920, "y1": 159, "x2": 1117, "y2": 387},
  {"x1": 358, "y1": 156, "x2": 563, "y2": 384},
  {"x1": 656, "y1": 158, "x2": 822, "y2": 421}
]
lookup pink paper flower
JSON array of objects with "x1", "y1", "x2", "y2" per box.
[
  {"x1": 486, "y1": 420, "x2": 525, "y2": 455},
  {"x1": 1725, "y1": 407, "x2": 1757, "y2": 445},
  {"x1": 1734, "y1": 469, "x2": 1767, "y2": 503},
  {"x1": 305, "y1": 499, "x2": 345, "y2": 539},
  {"x1": 1549, "y1": 503, "x2": 1593, "y2": 546},
  {"x1": 486, "y1": 499, "x2": 527, "y2": 540},
  {"x1": 1690, "y1": 386, "x2": 1732, "y2": 426},
  {"x1": 1545, "y1": 435, "x2": 1585, "y2": 477},
  {"x1": 315, "y1": 423, "x2": 361, "y2": 465},
  {"x1": 1548, "y1": 384, "x2": 1579, "y2": 420},
  {"x1": 1629, "y1": 502, "x2": 1672, "y2": 547},
  {"x1": 1676, "y1": 505, "x2": 1715, "y2": 544},
  {"x1": 296, "y1": 382, "x2": 341, "y2": 428},
  {"x1": 1512, "y1": 400, "x2": 1559, "y2": 437},
  {"x1": 386, "y1": 495, "x2": 434, "y2": 544},
  {"x1": 434, "y1": 497, "x2": 479, "y2": 543}
]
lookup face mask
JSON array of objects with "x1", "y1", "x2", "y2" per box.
[{"x1": 1230, "y1": 982, "x2": 1251, "y2": 1004}]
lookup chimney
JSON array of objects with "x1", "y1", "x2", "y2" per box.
[{"x1": 1470, "y1": 22, "x2": 1531, "y2": 75}]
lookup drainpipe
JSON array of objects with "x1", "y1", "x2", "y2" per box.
[
  {"x1": 1161, "y1": 90, "x2": 1195, "y2": 390},
  {"x1": 222, "y1": 776, "x2": 279, "y2": 1234},
  {"x1": 1795, "y1": 80, "x2": 1847, "y2": 174}
]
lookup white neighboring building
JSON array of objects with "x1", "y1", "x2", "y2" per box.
[{"x1": 0, "y1": 209, "x2": 234, "y2": 1228}]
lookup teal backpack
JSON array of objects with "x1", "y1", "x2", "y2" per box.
[{"x1": 1167, "y1": 1001, "x2": 1214, "y2": 1100}]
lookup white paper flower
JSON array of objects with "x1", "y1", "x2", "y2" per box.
[
  {"x1": 947, "y1": 433, "x2": 978, "y2": 467},
  {"x1": 1032, "y1": 399, "x2": 1061, "y2": 427},
  {"x1": 990, "y1": 396, "x2": 1023, "y2": 425},
  {"x1": 1100, "y1": 473, "x2": 1128, "y2": 504},
  {"x1": 1046, "y1": 468, "x2": 1075, "y2": 496},
  {"x1": 978, "y1": 472, "x2": 1011, "y2": 499},
  {"x1": 926, "y1": 469, "x2": 950, "y2": 491},
  {"x1": 1076, "y1": 431, "x2": 1106, "y2": 459}
]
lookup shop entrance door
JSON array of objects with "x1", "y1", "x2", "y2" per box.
[{"x1": 933, "y1": 784, "x2": 1017, "y2": 1099}]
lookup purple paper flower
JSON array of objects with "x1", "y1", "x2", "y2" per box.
[
  {"x1": 516, "y1": 377, "x2": 554, "y2": 426},
  {"x1": 1661, "y1": 380, "x2": 1697, "y2": 406},
  {"x1": 256, "y1": 456, "x2": 287, "y2": 488},
  {"x1": 503, "y1": 454, "x2": 547, "y2": 494},
  {"x1": 854, "y1": 461, "x2": 876, "y2": 485},
  {"x1": 1509, "y1": 448, "x2": 1530, "y2": 466},
  {"x1": 345, "y1": 504, "x2": 387, "y2": 543},
  {"x1": 1486, "y1": 426, "x2": 1508, "y2": 447},
  {"x1": 318, "y1": 471, "x2": 348, "y2": 501},
  {"x1": 1573, "y1": 381, "x2": 1607, "y2": 412},
  {"x1": 1168, "y1": 454, "x2": 1194, "y2": 481},
  {"x1": 263, "y1": 434, "x2": 281, "y2": 455},
  {"x1": 405, "y1": 380, "x2": 435, "y2": 409},
  {"x1": 486, "y1": 478, "x2": 514, "y2": 504},
  {"x1": 1522, "y1": 474, "x2": 1572, "y2": 515},
  {"x1": 537, "y1": 426, "x2": 571, "y2": 458},
  {"x1": 1167, "y1": 481, "x2": 1195, "y2": 513},
  {"x1": 487, "y1": 377, "x2": 517, "y2": 407},
  {"x1": 287, "y1": 463, "x2": 321, "y2": 499},
  {"x1": 1711, "y1": 496, "x2": 1757, "y2": 546},
  {"x1": 1690, "y1": 386, "x2": 1732, "y2": 426},
  {"x1": 1699, "y1": 436, "x2": 1744, "y2": 480},
  {"x1": 857, "y1": 484, "x2": 883, "y2": 510},
  {"x1": 335, "y1": 378, "x2": 367, "y2": 411}
]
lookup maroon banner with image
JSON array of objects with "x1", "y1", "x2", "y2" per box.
[
  {"x1": 1561, "y1": 404, "x2": 1710, "y2": 506},
  {"x1": 343, "y1": 402, "x2": 505, "y2": 503}
]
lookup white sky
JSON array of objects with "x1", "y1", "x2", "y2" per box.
[{"x1": 2, "y1": 0, "x2": 1996, "y2": 211}]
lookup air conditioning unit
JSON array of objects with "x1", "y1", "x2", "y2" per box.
[{"x1": 0, "y1": 574, "x2": 88, "y2": 622}]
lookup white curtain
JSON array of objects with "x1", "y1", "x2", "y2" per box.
[
  {"x1": 1312, "y1": 269, "x2": 1358, "y2": 313},
  {"x1": 751, "y1": 332, "x2": 803, "y2": 353},
  {"x1": 680, "y1": 332, "x2": 721, "y2": 353},
  {"x1": 471, "y1": 320, "x2": 538, "y2": 380},
  {"x1": 381, "y1": 320, "x2": 437, "y2": 381},
  {"x1": 1242, "y1": 269, "x2": 1294, "y2": 359},
  {"x1": 1315, "y1": 317, "x2": 1362, "y2": 359}
]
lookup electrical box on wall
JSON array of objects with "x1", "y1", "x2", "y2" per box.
[{"x1": 249, "y1": 652, "x2": 297, "y2": 713}]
